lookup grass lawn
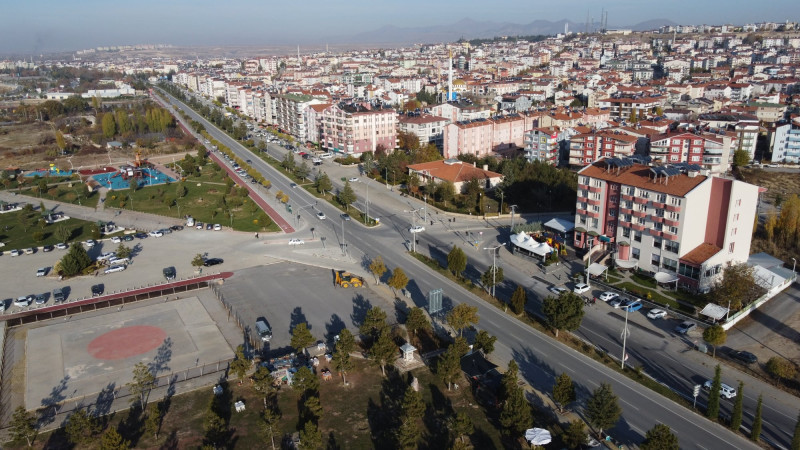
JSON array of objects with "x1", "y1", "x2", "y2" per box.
[
  {"x1": 105, "y1": 162, "x2": 279, "y2": 233},
  {"x1": 0, "y1": 209, "x2": 101, "y2": 250},
  {"x1": 17, "y1": 182, "x2": 99, "y2": 209}
]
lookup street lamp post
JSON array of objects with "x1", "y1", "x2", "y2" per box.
[
  {"x1": 793, "y1": 258, "x2": 797, "y2": 277},
  {"x1": 341, "y1": 218, "x2": 346, "y2": 255},
  {"x1": 483, "y1": 243, "x2": 504, "y2": 300},
  {"x1": 586, "y1": 237, "x2": 595, "y2": 287},
  {"x1": 405, "y1": 207, "x2": 422, "y2": 253},
  {"x1": 365, "y1": 178, "x2": 374, "y2": 225},
  {"x1": 510, "y1": 205, "x2": 518, "y2": 232},
  {"x1": 621, "y1": 306, "x2": 630, "y2": 370}
]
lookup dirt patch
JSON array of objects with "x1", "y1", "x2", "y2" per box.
[{"x1": 739, "y1": 168, "x2": 800, "y2": 205}]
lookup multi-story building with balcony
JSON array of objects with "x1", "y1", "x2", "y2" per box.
[
  {"x1": 569, "y1": 130, "x2": 637, "y2": 167},
  {"x1": 397, "y1": 112, "x2": 449, "y2": 149},
  {"x1": 573, "y1": 157, "x2": 760, "y2": 292},
  {"x1": 523, "y1": 127, "x2": 560, "y2": 164},
  {"x1": 275, "y1": 92, "x2": 327, "y2": 142},
  {"x1": 771, "y1": 122, "x2": 800, "y2": 163},
  {"x1": 596, "y1": 96, "x2": 666, "y2": 121},
  {"x1": 649, "y1": 131, "x2": 734, "y2": 173},
  {"x1": 319, "y1": 103, "x2": 397, "y2": 155}
]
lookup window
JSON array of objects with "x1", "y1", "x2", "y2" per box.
[
  {"x1": 634, "y1": 232, "x2": 642, "y2": 242},
  {"x1": 662, "y1": 257, "x2": 678, "y2": 271},
  {"x1": 670, "y1": 197, "x2": 682, "y2": 206},
  {"x1": 678, "y1": 263, "x2": 700, "y2": 280},
  {"x1": 651, "y1": 254, "x2": 661, "y2": 266},
  {"x1": 653, "y1": 239, "x2": 662, "y2": 249},
  {"x1": 669, "y1": 226, "x2": 678, "y2": 234},
  {"x1": 655, "y1": 208, "x2": 664, "y2": 217},
  {"x1": 609, "y1": 209, "x2": 616, "y2": 217},
  {"x1": 730, "y1": 228, "x2": 737, "y2": 236},
  {"x1": 664, "y1": 240, "x2": 680, "y2": 253},
  {"x1": 622, "y1": 227, "x2": 631, "y2": 238},
  {"x1": 632, "y1": 248, "x2": 640, "y2": 260},
  {"x1": 653, "y1": 222, "x2": 663, "y2": 231},
  {"x1": 729, "y1": 242, "x2": 735, "y2": 253},
  {"x1": 668, "y1": 212, "x2": 679, "y2": 220}
]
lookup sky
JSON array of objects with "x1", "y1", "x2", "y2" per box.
[{"x1": 1, "y1": 0, "x2": 798, "y2": 55}]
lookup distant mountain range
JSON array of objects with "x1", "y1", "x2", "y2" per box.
[{"x1": 330, "y1": 17, "x2": 679, "y2": 45}]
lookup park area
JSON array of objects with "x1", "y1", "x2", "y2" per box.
[{"x1": 0, "y1": 207, "x2": 100, "y2": 250}]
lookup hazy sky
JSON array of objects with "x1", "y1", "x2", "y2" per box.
[{"x1": 2, "y1": 0, "x2": 798, "y2": 54}]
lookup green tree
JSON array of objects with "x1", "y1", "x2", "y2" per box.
[
  {"x1": 191, "y1": 253, "x2": 205, "y2": 270},
  {"x1": 290, "y1": 322, "x2": 315, "y2": 352},
  {"x1": 144, "y1": 403, "x2": 164, "y2": 440},
  {"x1": 446, "y1": 303, "x2": 479, "y2": 337},
  {"x1": 281, "y1": 152, "x2": 296, "y2": 172},
  {"x1": 359, "y1": 306, "x2": 388, "y2": 341},
  {"x1": 791, "y1": 410, "x2": 800, "y2": 450},
  {"x1": 296, "y1": 160, "x2": 310, "y2": 181},
  {"x1": 500, "y1": 359, "x2": 519, "y2": 402},
  {"x1": 251, "y1": 365, "x2": 275, "y2": 402},
  {"x1": 100, "y1": 427, "x2": 130, "y2": 450},
  {"x1": 405, "y1": 307, "x2": 431, "y2": 338},
  {"x1": 510, "y1": 284, "x2": 528, "y2": 314},
  {"x1": 261, "y1": 407, "x2": 281, "y2": 450},
  {"x1": 115, "y1": 243, "x2": 132, "y2": 258},
  {"x1": 709, "y1": 262, "x2": 766, "y2": 311},
  {"x1": 733, "y1": 149, "x2": 750, "y2": 167},
  {"x1": 304, "y1": 396, "x2": 323, "y2": 424},
  {"x1": 447, "y1": 246, "x2": 467, "y2": 278},
  {"x1": 450, "y1": 411, "x2": 474, "y2": 446},
  {"x1": 369, "y1": 255, "x2": 387, "y2": 283},
  {"x1": 542, "y1": 292, "x2": 585, "y2": 337},
  {"x1": 292, "y1": 366, "x2": 320, "y2": 400},
  {"x1": 436, "y1": 181, "x2": 456, "y2": 206},
  {"x1": 396, "y1": 419, "x2": 420, "y2": 449},
  {"x1": 553, "y1": 372, "x2": 576, "y2": 413},
  {"x1": 703, "y1": 324, "x2": 727, "y2": 357},
  {"x1": 473, "y1": 330, "x2": 497, "y2": 355},
  {"x1": 437, "y1": 344, "x2": 463, "y2": 391},
  {"x1": 65, "y1": 408, "x2": 100, "y2": 445},
  {"x1": 387, "y1": 267, "x2": 409, "y2": 294},
  {"x1": 751, "y1": 394, "x2": 763, "y2": 442},
  {"x1": 766, "y1": 356, "x2": 797, "y2": 380},
  {"x1": 500, "y1": 375, "x2": 532, "y2": 435},
  {"x1": 32, "y1": 231, "x2": 45, "y2": 242},
  {"x1": 480, "y1": 265, "x2": 504, "y2": 295},
  {"x1": 586, "y1": 383, "x2": 622, "y2": 437},
  {"x1": 56, "y1": 130, "x2": 67, "y2": 153},
  {"x1": 370, "y1": 327, "x2": 397, "y2": 376},
  {"x1": 128, "y1": 362, "x2": 155, "y2": 410},
  {"x1": 707, "y1": 364, "x2": 722, "y2": 420},
  {"x1": 203, "y1": 408, "x2": 228, "y2": 448},
  {"x1": 563, "y1": 420, "x2": 587, "y2": 449},
  {"x1": 338, "y1": 180, "x2": 357, "y2": 211},
  {"x1": 332, "y1": 329, "x2": 355, "y2": 384},
  {"x1": 101, "y1": 113, "x2": 117, "y2": 139},
  {"x1": 9, "y1": 406, "x2": 37, "y2": 447},
  {"x1": 298, "y1": 420, "x2": 322, "y2": 450},
  {"x1": 731, "y1": 381, "x2": 744, "y2": 432},
  {"x1": 315, "y1": 172, "x2": 332, "y2": 195},
  {"x1": 230, "y1": 344, "x2": 251, "y2": 383},
  {"x1": 641, "y1": 423, "x2": 679, "y2": 450},
  {"x1": 60, "y1": 242, "x2": 92, "y2": 277},
  {"x1": 56, "y1": 224, "x2": 72, "y2": 243},
  {"x1": 401, "y1": 386, "x2": 426, "y2": 420}
]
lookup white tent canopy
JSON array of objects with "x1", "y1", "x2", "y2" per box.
[
  {"x1": 544, "y1": 218, "x2": 575, "y2": 234},
  {"x1": 585, "y1": 262, "x2": 608, "y2": 277},
  {"x1": 700, "y1": 303, "x2": 729, "y2": 321},
  {"x1": 614, "y1": 258, "x2": 638, "y2": 269},
  {"x1": 654, "y1": 271, "x2": 679, "y2": 283},
  {"x1": 510, "y1": 232, "x2": 554, "y2": 257},
  {"x1": 524, "y1": 428, "x2": 552, "y2": 446}
]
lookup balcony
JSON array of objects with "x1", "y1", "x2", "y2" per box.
[
  {"x1": 621, "y1": 194, "x2": 634, "y2": 202},
  {"x1": 664, "y1": 219, "x2": 680, "y2": 227},
  {"x1": 588, "y1": 186, "x2": 602, "y2": 193},
  {"x1": 651, "y1": 216, "x2": 664, "y2": 223},
  {"x1": 619, "y1": 219, "x2": 632, "y2": 228},
  {"x1": 619, "y1": 207, "x2": 633, "y2": 215},
  {"x1": 666, "y1": 204, "x2": 681, "y2": 212},
  {"x1": 632, "y1": 223, "x2": 646, "y2": 232},
  {"x1": 650, "y1": 230, "x2": 663, "y2": 238},
  {"x1": 651, "y1": 201, "x2": 665, "y2": 209},
  {"x1": 662, "y1": 231, "x2": 677, "y2": 240},
  {"x1": 632, "y1": 210, "x2": 648, "y2": 218},
  {"x1": 633, "y1": 196, "x2": 649, "y2": 205},
  {"x1": 585, "y1": 210, "x2": 600, "y2": 219},
  {"x1": 588, "y1": 198, "x2": 602, "y2": 206}
]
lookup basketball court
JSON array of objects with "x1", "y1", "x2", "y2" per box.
[{"x1": 24, "y1": 296, "x2": 233, "y2": 410}]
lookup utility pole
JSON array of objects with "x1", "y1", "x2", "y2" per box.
[
  {"x1": 585, "y1": 237, "x2": 594, "y2": 287},
  {"x1": 405, "y1": 207, "x2": 422, "y2": 253},
  {"x1": 621, "y1": 306, "x2": 630, "y2": 370},
  {"x1": 341, "y1": 217, "x2": 346, "y2": 255},
  {"x1": 510, "y1": 205, "x2": 518, "y2": 232},
  {"x1": 483, "y1": 243, "x2": 504, "y2": 299}
]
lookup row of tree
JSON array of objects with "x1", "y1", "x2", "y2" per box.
[{"x1": 99, "y1": 105, "x2": 175, "y2": 140}]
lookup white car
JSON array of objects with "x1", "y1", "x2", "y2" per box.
[
  {"x1": 320, "y1": 153, "x2": 334, "y2": 159},
  {"x1": 573, "y1": 283, "x2": 590, "y2": 295},
  {"x1": 84, "y1": 240, "x2": 96, "y2": 247},
  {"x1": 317, "y1": 212, "x2": 326, "y2": 220},
  {"x1": 647, "y1": 309, "x2": 667, "y2": 320},
  {"x1": 288, "y1": 238, "x2": 305, "y2": 246},
  {"x1": 213, "y1": 224, "x2": 221, "y2": 231},
  {"x1": 598, "y1": 292, "x2": 619, "y2": 302},
  {"x1": 97, "y1": 252, "x2": 117, "y2": 262},
  {"x1": 703, "y1": 380, "x2": 737, "y2": 399},
  {"x1": 348, "y1": 177, "x2": 359, "y2": 182},
  {"x1": 111, "y1": 236, "x2": 122, "y2": 244},
  {"x1": 148, "y1": 230, "x2": 163, "y2": 238},
  {"x1": 10, "y1": 249, "x2": 22, "y2": 256},
  {"x1": 104, "y1": 265, "x2": 126, "y2": 274},
  {"x1": 549, "y1": 286, "x2": 568, "y2": 295},
  {"x1": 23, "y1": 247, "x2": 35, "y2": 254},
  {"x1": 36, "y1": 267, "x2": 48, "y2": 277},
  {"x1": 55, "y1": 242, "x2": 68, "y2": 250},
  {"x1": 409, "y1": 225, "x2": 425, "y2": 233},
  {"x1": 14, "y1": 296, "x2": 32, "y2": 307}
]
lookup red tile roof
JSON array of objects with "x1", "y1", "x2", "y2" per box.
[{"x1": 579, "y1": 161, "x2": 707, "y2": 197}]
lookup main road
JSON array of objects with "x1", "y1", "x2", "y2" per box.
[{"x1": 157, "y1": 86, "x2": 776, "y2": 449}]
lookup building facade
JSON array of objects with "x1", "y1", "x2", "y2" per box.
[
  {"x1": 568, "y1": 130, "x2": 637, "y2": 166},
  {"x1": 319, "y1": 104, "x2": 397, "y2": 155},
  {"x1": 771, "y1": 123, "x2": 800, "y2": 163}
]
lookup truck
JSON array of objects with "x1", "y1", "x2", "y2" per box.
[{"x1": 335, "y1": 270, "x2": 364, "y2": 288}]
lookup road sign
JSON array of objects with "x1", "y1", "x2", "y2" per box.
[
  {"x1": 428, "y1": 288, "x2": 443, "y2": 315},
  {"x1": 693, "y1": 384, "x2": 701, "y2": 409}
]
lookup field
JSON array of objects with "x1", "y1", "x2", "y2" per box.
[
  {"x1": 738, "y1": 168, "x2": 800, "y2": 207},
  {"x1": 0, "y1": 209, "x2": 101, "y2": 250}
]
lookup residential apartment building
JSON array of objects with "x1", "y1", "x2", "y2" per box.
[
  {"x1": 397, "y1": 112, "x2": 449, "y2": 149},
  {"x1": 319, "y1": 104, "x2": 397, "y2": 155},
  {"x1": 523, "y1": 127, "x2": 560, "y2": 164},
  {"x1": 569, "y1": 130, "x2": 637, "y2": 166},
  {"x1": 649, "y1": 131, "x2": 734, "y2": 173},
  {"x1": 274, "y1": 93, "x2": 327, "y2": 142},
  {"x1": 574, "y1": 158, "x2": 760, "y2": 292},
  {"x1": 596, "y1": 96, "x2": 666, "y2": 121},
  {"x1": 771, "y1": 122, "x2": 800, "y2": 163}
]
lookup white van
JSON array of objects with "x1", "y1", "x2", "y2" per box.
[
  {"x1": 186, "y1": 216, "x2": 195, "y2": 227},
  {"x1": 255, "y1": 318, "x2": 272, "y2": 342},
  {"x1": 108, "y1": 257, "x2": 130, "y2": 266}
]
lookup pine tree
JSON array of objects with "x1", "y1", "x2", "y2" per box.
[
  {"x1": 332, "y1": 345, "x2": 354, "y2": 384},
  {"x1": 446, "y1": 303, "x2": 479, "y2": 337},
  {"x1": 500, "y1": 382, "x2": 532, "y2": 436},
  {"x1": 707, "y1": 364, "x2": 722, "y2": 420},
  {"x1": 338, "y1": 180, "x2": 357, "y2": 211},
  {"x1": 473, "y1": 330, "x2": 497, "y2": 355},
  {"x1": 396, "y1": 418, "x2": 420, "y2": 449},
  {"x1": 437, "y1": 345, "x2": 463, "y2": 391},
  {"x1": 144, "y1": 403, "x2": 163, "y2": 440},
  {"x1": 562, "y1": 420, "x2": 587, "y2": 449},
  {"x1": 447, "y1": 246, "x2": 467, "y2": 278},
  {"x1": 292, "y1": 366, "x2": 320, "y2": 400},
  {"x1": 401, "y1": 386, "x2": 426, "y2": 421},
  {"x1": 542, "y1": 292, "x2": 585, "y2": 337},
  {"x1": 65, "y1": 408, "x2": 100, "y2": 445},
  {"x1": 299, "y1": 421, "x2": 322, "y2": 450},
  {"x1": 127, "y1": 362, "x2": 155, "y2": 410},
  {"x1": 641, "y1": 423, "x2": 679, "y2": 450},
  {"x1": 790, "y1": 410, "x2": 800, "y2": 450},
  {"x1": 229, "y1": 344, "x2": 251, "y2": 383},
  {"x1": 450, "y1": 411, "x2": 474, "y2": 445},
  {"x1": 369, "y1": 327, "x2": 397, "y2": 376},
  {"x1": 359, "y1": 306, "x2": 388, "y2": 341},
  {"x1": 510, "y1": 284, "x2": 527, "y2": 314},
  {"x1": 404, "y1": 307, "x2": 431, "y2": 338},
  {"x1": 731, "y1": 381, "x2": 744, "y2": 432},
  {"x1": 499, "y1": 359, "x2": 519, "y2": 403},
  {"x1": 553, "y1": 372, "x2": 576, "y2": 413},
  {"x1": 100, "y1": 427, "x2": 130, "y2": 450},
  {"x1": 290, "y1": 322, "x2": 315, "y2": 352},
  {"x1": 751, "y1": 394, "x2": 763, "y2": 442},
  {"x1": 586, "y1": 383, "x2": 622, "y2": 437},
  {"x1": 262, "y1": 407, "x2": 281, "y2": 450},
  {"x1": 9, "y1": 406, "x2": 38, "y2": 447}
]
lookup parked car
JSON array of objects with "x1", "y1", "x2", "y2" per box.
[
  {"x1": 622, "y1": 300, "x2": 643, "y2": 312},
  {"x1": 35, "y1": 293, "x2": 47, "y2": 305},
  {"x1": 195, "y1": 222, "x2": 204, "y2": 229},
  {"x1": 170, "y1": 225, "x2": 184, "y2": 231},
  {"x1": 134, "y1": 232, "x2": 148, "y2": 239},
  {"x1": 341, "y1": 213, "x2": 351, "y2": 221},
  {"x1": 97, "y1": 252, "x2": 116, "y2": 262},
  {"x1": 0, "y1": 299, "x2": 6, "y2": 312},
  {"x1": 111, "y1": 236, "x2": 122, "y2": 244},
  {"x1": 288, "y1": 239, "x2": 305, "y2": 246},
  {"x1": 23, "y1": 247, "x2": 35, "y2": 254},
  {"x1": 316, "y1": 212, "x2": 326, "y2": 220},
  {"x1": 84, "y1": 240, "x2": 96, "y2": 247},
  {"x1": 36, "y1": 267, "x2": 48, "y2": 277},
  {"x1": 549, "y1": 286, "x2": 568, "y2": 295},
  {"x1": 122, "y1": 235, "x2": 135, "y2": 242},
  {"x1": 409, "y1": 225, "x2": 425, "y2": 233},
  {"x1": 53, "y1": 288, "x2": 65, "y2": 303},
  {"x1": 104, "y1": 265, "x2": 126, "y2": 274},
  {"x1": 10, "y1": 249, "x2": 22, "y2": 256},
  {"x1": 148, "y1": 230, "x2": 164, "y2": 238},
  {"x1": 42, "y1": 245, "x2": 54, "y2": 252},
  {"x1": 14, "y1": 296, "x2": 32, "y2": 307},
  {"x1": 203, "y1": 258, "x2": 224, "y2": 267},
  {"x1": 91, "y1": 284, "x2": 104, "y2": 297},
  {"x1": 703, "y1": 380, "x2": 737, "y2": 399},
  {"x1": 599, "y1": 291, "x2": 619, "y2": 302},
  {"x1": 163, "y1": 266, "x2": 176, "y2": 281},
  {"x1": 730, "y1": 350, "x2": 758, "y2": 364},
  {"x1": 646, "y1": 309, "x2": 667, "y2": 320},
  {"x1": 609, "y1": 298, "x2": 624, "y2": 308},
  {"x1": 55, "y1": 242, "x2": 69, "y2": 250},
  {"x1": 348, "y1": 177, "x2": 359, "y2": 182},
  {"x1": 255, "y1": 317, "x2": 272, "y2": 342},
  {"x1": 674, "y1": 321, "x2": 696, "y2": 334},
  {"x1": 213, "y1": 224, "x2": 221, "y2": 231},
  {"x1": 206, "y1": 223, "x2": 213, "y2": 230},
  {"x1": 573, "y1": 283, "x2": 590, "y2": 295}
]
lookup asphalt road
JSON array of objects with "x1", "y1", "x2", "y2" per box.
[{"x1": 157, "y1": 86, "x2": 772, "y2": 449}]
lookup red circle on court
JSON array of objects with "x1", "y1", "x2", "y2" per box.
[{"x1": 88, "y1": 326, "x2": 167, "y2": 360}]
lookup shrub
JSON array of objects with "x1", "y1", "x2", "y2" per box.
[{"x1": 766, "y1": 357, "x2": 796, "y2": 380}]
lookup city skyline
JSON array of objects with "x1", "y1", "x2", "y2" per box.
[{"x1": 1, "y1": 0, "x2": 799, "y2": 55}]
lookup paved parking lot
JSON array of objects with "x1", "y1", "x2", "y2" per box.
[{"x1": 218, "y1": 263, "x2": 396, "y2": 354}]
